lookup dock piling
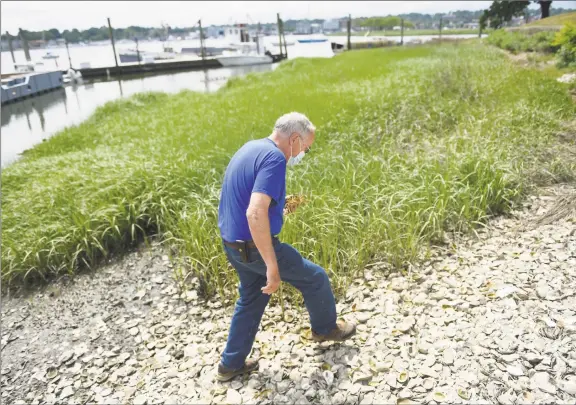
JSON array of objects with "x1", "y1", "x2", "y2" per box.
[
  {"x1": 439, "y1": 17, "x2": 443, "y2": 41},
  {"x1": 277, "y1": 13, "x2": 284, "y2": 58},
  {"x1": 282, "y1": 21, "x2": 288, "y2": 57},
  {"x1": 19, "y1": 28, "x2": 31, "y2": 62},
  {"x1": 400, "y1": 19, "x2": 404, "y2": 45},
  {"x1": 65, "y1": 39, "x2": 73, "y2": 68},
  {"x1": 107, "y1": 18, "x2": 119, "y2": 68},
  {"x1": 198, "y1": 20, "x2": 206, "y2": 62},
  {"x1": 347, "y1": 15, "x2": 352, "y2": 51},
  {"x1": 135, "y1": 37, "x2": 140, "y2": 65},
  {"x1": 6, "y1": 31, "x2": 16, "y2": 64},
  {"x1": 256, "y1": 22, "x2": 261, "y2": 55}
]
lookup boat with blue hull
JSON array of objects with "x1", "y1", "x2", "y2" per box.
[{"x1": 297, "y1": 38, "x2": 328, "y2": 43}]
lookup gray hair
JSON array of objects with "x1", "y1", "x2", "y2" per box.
[{"x1": 273, "y1": 112, "x2": 316, "y2": 139}]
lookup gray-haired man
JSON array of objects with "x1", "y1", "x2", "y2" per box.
[{"x1": 217, "y1": 112, "x2": 356, "y2": 381}]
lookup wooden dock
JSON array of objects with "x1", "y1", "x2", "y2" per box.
[
  {"x1": 0, "y1": 53, "x2": 288, "y2": 104},
  {"x1": 79, "y1": 58, "x2": 221, "y2": 79},
  {"x1": 78, "y1": 54, "x2": 287, "y2": 79}
]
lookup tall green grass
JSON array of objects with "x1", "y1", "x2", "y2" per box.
[{"x1": 2, "y1": 44, "x2": 574, "y2": 296}]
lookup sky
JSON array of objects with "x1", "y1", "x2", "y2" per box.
[{"x1": 2, "y1": 1, "x2": 575, "y2": 33}]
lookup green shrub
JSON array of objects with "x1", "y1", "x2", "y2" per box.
[
  {"x1": 553, "y1": 23, "x2": 576, "y2": 68},
  {"x1": 486, "y1": 29, "x2": 557, "y2": 54}
]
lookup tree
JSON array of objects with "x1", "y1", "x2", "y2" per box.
[
  {"x1": 480, "y1": 0, "x2": 554, "y2": 29},
  {"x1": 480, "y1": 1, "x2": 530, "y2": 29},
  {"x1": 63, "y1": 28, "x2": 81, "y2": 43},
  {"x1": 539, "y1": 1, "x2": 552, "y2": 18},
  {"x1": 381, "y1": 16, "x2": 402, "y2": 30},
  {"x1": 47, "y1": 28, "x2": 61, "y2": 39},
  {"x1": 361, "y1": 16, "x2": 403, "y2": 31}
]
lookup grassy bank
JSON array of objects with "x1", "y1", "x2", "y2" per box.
[
  {"x1": 2, "y1": 44, "x2": 575, "y2": 296},
  {"x1": 486, "y1": 20, "x2": 576, "y2": 70},
  {"x1": 328, "y1": 28, "x2": 483, "y2": 37},
  {"x1": 523, "y1": 11, "x2": 576, "y2": 28}
]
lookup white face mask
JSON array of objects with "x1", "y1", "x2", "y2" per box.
[{"x1": 287, "y1": 136, "x2": 305, "y2": 167}]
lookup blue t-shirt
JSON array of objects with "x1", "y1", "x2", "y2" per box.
[{"x1": 218, "y1": 138, "x2": 286, "y2": 242}]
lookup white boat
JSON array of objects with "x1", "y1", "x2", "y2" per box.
[
  {"x1": 216, "y1": 43, "x2": 272, "y2": 66},
  {"x1": 216, "y1": 27, "x2": 274, "y2": 67},
  {"x1": 271, "y1": 41, "x2": 295, "y2": 46},
  {"x1": 217, "y1": 54, "x2": 273, "y2": 66},
  {"x1": 62, "y1": 68, "x2": 82, "y2": 84},
  {"x1": 42, "y1": 52, "x2": 60, "y2": 60},
  {"x1": 119, "y1": 49, "x2": 176, "y2": 64}
]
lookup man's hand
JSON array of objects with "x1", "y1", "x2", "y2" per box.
[
  {"x1": 261, "y1": 265, "x2": 281, "y2": 295},
  {"x1": 284, "y1": 194, "x2": 306, "y2": 215}
]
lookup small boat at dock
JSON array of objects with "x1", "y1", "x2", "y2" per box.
[
  {"x1": 180, "y1": 47, "x2": 236, "y2": 56},
  {"x1": 42, "y1": 52, "x2": 60, "y2": 60},
  {"x1": 215, "y1": 24, "x2": 274, "y2": 67},
  {"x1": 271, "y1": 41, "x2": 295, "y2": 46},
  {"x1": 297, "y1": 38, "x2": 328, "y2": 43},
  {"x1": 217, "y1": 53, "x2": 273, "y2": 66},
  {"x1": 119, "y1": 49, "x2": 177, "y2": 64},
  {"x1": 216, "y1": 44, "x2": 273, "y2": 67}
]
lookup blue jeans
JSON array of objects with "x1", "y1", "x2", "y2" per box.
[{"x1": 220, "y1": 239, "x2": 337, "y2": 369}]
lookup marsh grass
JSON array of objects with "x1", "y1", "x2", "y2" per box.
[{"x1": 2, "y1": 43, "x2": 575, "y2": 297}]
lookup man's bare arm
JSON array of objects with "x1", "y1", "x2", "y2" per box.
[{"x1": 246, "y1": 192, "x2": 281, "y2": 294}]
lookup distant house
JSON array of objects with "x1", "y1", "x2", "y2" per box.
[
  {"x1": 0, "y1": 39, "x2": 22, "y2": 51},
  {"x1": 442, "y1": 13, "x2": 457, "y2": 28},
  {"x1": 392, "y1": 26, "x2": 402, "y2": 31},
  {"x1": 310, "y1": 23, "x2": 322, "y2": 34},
  {"x1": 28, "y1": 40, "x2": 46, "y2": 49},
  {"x1": 296, "y1": 21, "x2": 311, "y2": 34},
  {"x1": 323, "y1": 19, "x2": 340, "y2": 32},
  {"x1": 463, "y1": 22, "x2": 480, "y2": 29}
]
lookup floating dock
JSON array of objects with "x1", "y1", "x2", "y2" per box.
[
  {"x1": 1, "y1": 71, "x2": 63, "y2": 105},
  {"x1": 78, "y1": 53, "x2": 287, "y2": 79},
  {"x1": 0, "y1": 53, "x2": 287, "y2": 104}
]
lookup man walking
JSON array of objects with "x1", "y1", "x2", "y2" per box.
[{"x1": 217, "y1": 112, "x2": 356, "y2": 382}]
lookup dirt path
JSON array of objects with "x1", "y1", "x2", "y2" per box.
[{"x1": 1, "y1": 185, "x2": 575, "y2": 405}]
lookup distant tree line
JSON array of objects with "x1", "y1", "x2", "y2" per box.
[
  {"x1": 359, "y1": 17, "x2": 415, "y2": 30},
  {"x1": 1, "y1": 25, "x2": 188, "y2": 43}
]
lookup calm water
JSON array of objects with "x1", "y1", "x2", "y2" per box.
[
  {"x1": 1, "y1": 65, "x2": 277, "y2": 166},
  {"x1": 1, "y1": 34, "x2": 482, "y2": 167}
]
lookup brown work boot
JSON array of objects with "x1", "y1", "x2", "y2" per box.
[
  {"x1": 216, "y1": 358, "x2": 259, "y2": 382},
  {"x1": 312, "y1": 320, "x2": 356, "y2": 343}
]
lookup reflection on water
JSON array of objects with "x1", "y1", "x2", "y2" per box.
[{"x1": 1, "y1": 64, "x2": 275, "y2": 167}]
